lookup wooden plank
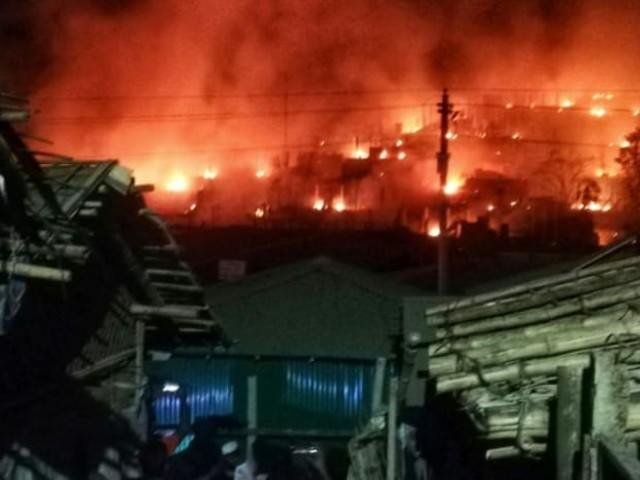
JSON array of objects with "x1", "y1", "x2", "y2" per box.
[
  {"x1": 247, "y1": 376, "x2": 258, "y2": 455},
  {"x1": 145, "y1": 268, "x2": 192, "y2": 278},
  {"x1": 150, "y1": 282, "x2": 203, "y2": 293},
  {"x1": 371, "y1": 357, "x2": 386, "y2": 413},
  {"x1": 592, "y1": 353, "x2": 629, "y2": 444},
  {"x1": 0, "y1": 261, "x2": 71, "y2": 281},
  {"x1": 556, "y1": 366, "x2": 584, "y2": 480},
  {"x1": 129, "y1": 303, "x2": 207, "y2": 318},
  {"x1": 386, "y1": 377, "x2": 398, "y2": 480}
]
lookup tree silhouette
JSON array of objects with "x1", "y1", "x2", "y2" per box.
[{"x1": 615, "y1": 127, "x2": 640, "y2": 230}]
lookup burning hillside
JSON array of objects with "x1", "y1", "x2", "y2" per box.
[{"x1": 1, "y1": 0, "x2": 640, "y2": 240}]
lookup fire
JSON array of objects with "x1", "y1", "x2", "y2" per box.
[
  {"x1": 397, "y1": 151, "x2": 407, "y2": 160},
  {"x1": 443, "y1": 180, "x2": 462, "y2": 196},
  {"x1": 633, "y1": 108, "x2": 640, "y2": 117},
  {"x1": 203, "y1": 169, "x2": 218, "y2": 180},
  {"x1": 312, "y1": 198, "x2": 325, "y2": 211},
  {"x1": 354, "y1": 149, "x2": 368, "y2": 159},
  {"x1": 395, "y1": 139, "x2": 403, "y2": 147},
  {"x1": 428, "y1": 226, "x2": 441, "y2": 237},
  {"x1": 255, "y1": 169, "x2": 268, "y2": 178},
  {"x1": 166, "y1": 173, "x2": 189, "y2": 192},
  {"x1": 571, "y1": 201, "x2": 612, "y2": 212},
  {"x1": 333, "y1": 198, "x2": 346, "y2": 212},
  {"x1": 620, "y1": 140, "x2": 631, "y2": 148},
  {"x1": 445, "y1": 131, "x2": 458, "y2": 140},
  {"x1": 560, "y1": 99, "x2": 574, "y2": 108},
  {"x1": 379, "y1": 149, "x2": 389, "y2": 160},
  {"x1": 511, "y1": 132, "x2": 522, "y2": 140},
  {"x1": 589, "y1": 107, "x2": 607, "y2": 118},
  {"x1": 255, "y1": 207, "x2": 265, "y2": 218},
  {"x1": 487, "y1": 204, "x2": 495, "y2": 212},
  {"x1": 505, "y1": 103, "x2": 514, "y2": 109}
]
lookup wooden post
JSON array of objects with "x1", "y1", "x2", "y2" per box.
[
  {"x1": 386, "y1": 376, "x2": 398, "y2": 480},
  {"x1": 247, "y1": 376, "x2": 258, "y2": 454},
  {"x1": 372, "y1": 357, "x2": 386, "y2": 413},
  {"x1": 591, "y1": 352, "x2": 628, "y2": 444},
  {"x1": 556, "y1": 366, "x2": 583, "y2": 480}
]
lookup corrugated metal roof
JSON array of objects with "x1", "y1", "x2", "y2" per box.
[{"x1": 206, "y1": 257, "x2": 419, "y2": 359}]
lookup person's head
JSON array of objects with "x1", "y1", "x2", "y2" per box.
[
  {"x1": 221, "y1": 441, "x2": 243, "y2": 468},
  {"x1": 139, "y1": 438, "x2": 168, "y2": 477}
]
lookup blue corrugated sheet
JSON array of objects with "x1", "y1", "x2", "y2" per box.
[
  {"x1": 150, "y1": 357, "x2": 376, "y2": 432},
  {"x1": 153, "y1": 359, "x2": 234, "y2": 425},
  {"x1": 284, "y1": 360, "x2": 366, "y2": 418}
]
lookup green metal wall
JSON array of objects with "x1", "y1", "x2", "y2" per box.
[{"x1": 148, "y1": 356, "x2": 376, "y2": 434}]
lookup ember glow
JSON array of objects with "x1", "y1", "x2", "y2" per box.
[
  {"x1": 332, "y1": 198, "x2": 346, "y2": 212},
  {"x1": 166, "y1": 173, "x2": 189, "y2": 192},
  {"x1": 203, "y1": 169, "x2": 218, "y2": 180},
  {"x1": 312, "y1": 199, "x2": 325, "y2": 211},
  {"x1": 428, "y1": 226, "x2": 441, "y2": 237},
  {"x1": 443, "y1": 180, "x2": 462, "y2": 196}
]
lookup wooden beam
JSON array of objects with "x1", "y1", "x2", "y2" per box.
[
  {"x1": 386, "y1": 376, "x2": 398, "y2": 480},
  {"x1": 556, "y1": 366, "x2": 584, "y2": 480},
  {"x1": 0, "y1": 239, "x2": 89, "y2": 260},
  {"x1": 592, "y1": 352, "x2": 629, "y2": 444},
  {"x1": 129, "y1": 303, "x2": 208, "y2": 318},
  {"x1": 0, "y1": 261, "x2": 71, "y2": 281},
  {"x1": 145, "y1": 268, "x2": 192, "y2": 278},
  {"x1": 150, "y1": 282, "x2": 203, "y2": 293},
  {"x1": 247, "y1": 376, "x2": 258, "y2": 455}
]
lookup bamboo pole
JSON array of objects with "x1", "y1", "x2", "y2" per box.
[
  {"x1": 428, "y1": 310, "x2": 640, "y2": 376},
  {"x1": 425, "y1": 256, "x2": 640, "y2": 318},
  {"x1": 485, "y1": 444, "x2": 546, "y2": 460},
  {"x1": 432, "y1": 280, "x2": 640, "y2": 340},
  {"x1": 428, "y1": 304, "x2": 629, "y2": 357},
  {"x1": 428, "y1": 265, "x2": 640, "y2": 327},
  {"x1": 0, "y1": 261, "x2": 71, "y2": 281},
  {"x1": 435, "y1": 354, "x2": 592, "y2": 392},
  {"x1": 129, "y1": 303, "x2": 207, "y2": 318}
]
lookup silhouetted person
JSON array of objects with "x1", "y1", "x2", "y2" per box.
[{"x1": 139, "y1": 437, "x2": 168, "y2": 479}]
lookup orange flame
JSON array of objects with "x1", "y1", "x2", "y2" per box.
[{"x1": 166, "y1": 173, "x2": 189, "y2": 192}]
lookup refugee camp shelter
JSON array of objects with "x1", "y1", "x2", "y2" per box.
[
  {"x1": 148, "y1": 257, "x2": 420, "y2": 441},
  {"x1": 405, "y1": 248, "x2": 640, "y2": 479},
  {"x1": 0, "y1": 98, "x2": 222, "y2": 479}
]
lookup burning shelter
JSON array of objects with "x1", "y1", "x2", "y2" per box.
[{"x1": 0, "y1": 96, "x2": 223, "y2": 479}]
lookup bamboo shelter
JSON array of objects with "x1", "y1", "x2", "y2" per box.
[
  {"x1": 0, "y1": 95, "x2": 226, "y2": 479},
  {"x1": 408, "y1": 254, "x2": 640, "y2": 479}
]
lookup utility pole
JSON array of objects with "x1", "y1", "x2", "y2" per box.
[
  {"x1": 437, "y1": 89, "x2": 453, "y2": 295},
  {"x1": 283, "y1": 75, "x2": 289, "y2": 169}
]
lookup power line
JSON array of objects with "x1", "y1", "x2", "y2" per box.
[
  {"x1": 33, "y1": 103, "x2": 428, "y2": 125},
  {"x1": 30, "y1": 87, "x2": 640, "y2": 103}
]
